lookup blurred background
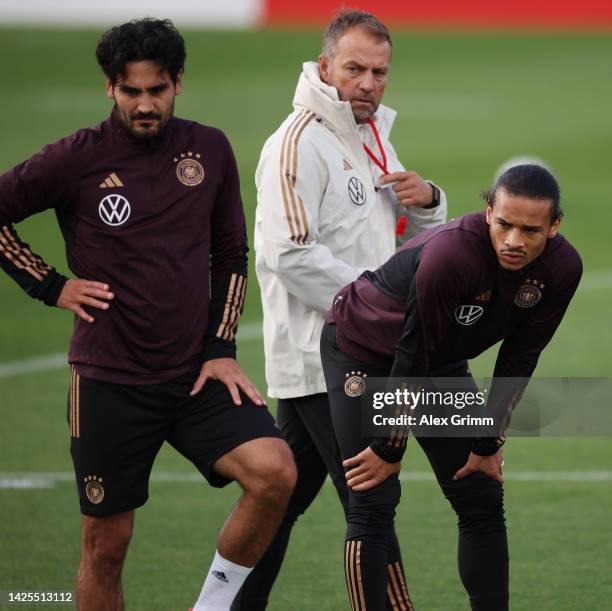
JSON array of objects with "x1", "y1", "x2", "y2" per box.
[{"x1": 1, "y1": 1, "x2": 611, "y2": 609}]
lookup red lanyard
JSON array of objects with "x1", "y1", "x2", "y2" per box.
[
  {"x1": 363, "y1": 117, "x2": 407, "y2": 237},
  {"x1": 363, "y1": 117, "x2": 388, "y2": 175}
]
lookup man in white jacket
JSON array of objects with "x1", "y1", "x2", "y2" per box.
[{"x1": 234, "y1": 11, "x2": 447, "y2": 610}]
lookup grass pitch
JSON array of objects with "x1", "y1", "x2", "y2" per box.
[{"x1": 0, "y1": 28, "x2": 611, "y2": 610}]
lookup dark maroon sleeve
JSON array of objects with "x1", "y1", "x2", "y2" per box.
[
  {"x1": 202, "y1": 135, "x2": 249, "y2": 362},
  {"x1": 494, "y1": 254, "x2": 582, "y2": 378},
  {"x1": 472, "y1": 249, "x2": 584, "y2": 456},
  {"x1": 0, "y1": 133, "x2": 86, "y2": 305}
]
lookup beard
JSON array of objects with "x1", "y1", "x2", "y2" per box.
[{"x1": 114, "y1": 104, "x2": 172, "y2": 140}]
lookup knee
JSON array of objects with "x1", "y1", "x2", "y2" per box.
[
  {"x1": 82, "y1": 515, "x2": 133, "y2": 571},
  {"x1": 273, "y1": 459, "x2": 298, "y2": 499},
  {"x1": 252, "y1": 464, "x2": 297, "y2": 507},
  {"x1": 246, "y1": 449, "x2": 297, "y2": 506},
  {"x1": 348, "y1": 475, "x2": 401, "y2": 531},
  {"x1": 446, "y1": 479, "x2": 505, "y2": 534}
]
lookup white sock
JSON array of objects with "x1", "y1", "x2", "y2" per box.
[{"x1": 192, "y1": 550, "x2": 253, "y2": 611}]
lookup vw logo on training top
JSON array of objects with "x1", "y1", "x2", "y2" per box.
[
  {"x1": 455, "y1": 304, "x2": 484, "y2": 326},
  {"x1": 98, "y1": 194, "x2": 131, "y2": 226},
  {"x1": 348, "y1": 177, "x2": 366, "y2": 206}
]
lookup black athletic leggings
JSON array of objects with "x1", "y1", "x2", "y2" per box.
[
  {"x1": 320, "y1": 322, "x2": 509, "y2": 611},
  {"x1": 232, "y1": 392, "x2": 414, "y2": 610}
]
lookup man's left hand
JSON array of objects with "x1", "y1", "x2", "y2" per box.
[
  {"x1": 343, "y1": 447, "x2": 401, "y2": 491},
  {"x1": 190, "y1": 358, "x2": 266, "y2": 407},
  {"x1": 380, "y1": 171, "x2": 434, "y2": 207}
]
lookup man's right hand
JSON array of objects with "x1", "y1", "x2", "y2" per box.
[
  {"x1": 343, "y1": 447, "x2": 401, "y2": 491},
  {"x1": 453, "y1": 450, "x2": 504, "y2": 484},
  {"x1": 380, "y1": 171, "x2": 434, "y2": 208},
  {"x1": 57, "y1": 279, "x2": 114, "y2": 323}
]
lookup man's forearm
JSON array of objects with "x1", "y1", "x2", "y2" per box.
[{"x1": 0, "y1": 223, "x2": 67, "y2": 305}]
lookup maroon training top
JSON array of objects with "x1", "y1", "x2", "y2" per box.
[
  {"x1": 0, "y1": 111, "x2": 248, "y2": 384},
  {"x1": 328, "y1": 211, "x2": 582, "y2": 379},
  {"x1": 327, "y1": 211, "x2": 582, "y2": 458}
]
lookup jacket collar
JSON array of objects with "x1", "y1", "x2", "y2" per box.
[{"x1": 292, "y1": 61, "x2": 397, "y2": 139}]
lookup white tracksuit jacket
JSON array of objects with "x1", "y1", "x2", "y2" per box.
[{"x1": 254, "y1": 62, "x2": 447, "y2": 399}]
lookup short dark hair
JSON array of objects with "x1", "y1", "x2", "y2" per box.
[
  {"x1": 321, "y1": 10, "x2": 392, "y2": 60},
  {"x1": 482, "y1": 163, "x2": 563, "y2": 222},
  {"x1": 96, "y1": 18, "x2": 186, "y2": 85}
]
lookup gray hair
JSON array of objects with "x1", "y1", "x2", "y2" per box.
[{"x1": 321, "y1": 10, "x2": 392, "y2": 60}]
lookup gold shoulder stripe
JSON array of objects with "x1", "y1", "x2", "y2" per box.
[
  {"x1": 279, "y1": 111, "x2": 316, "y2": 245},
  {"x1": 287, "y1": 112, "x2": 316, "y2": 245},
  {"x1": 279, "y1": 112, "x2": 307, "y2": 242},
  {"x1": 281, "y1": 111, "x2": 310, "y2": 242}
]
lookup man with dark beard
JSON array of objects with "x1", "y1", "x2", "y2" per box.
[{"x1": 0, "y1": 19, "x2": 296, "y2": 611}]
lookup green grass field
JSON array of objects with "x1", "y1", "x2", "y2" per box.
[{"x1": 1, "y1": 28, "x2": 611, "y2": 610}]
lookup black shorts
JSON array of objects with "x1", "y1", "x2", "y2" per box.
[{"x1": 67, "y1": 367, "x2": 281, "y2": 517}]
